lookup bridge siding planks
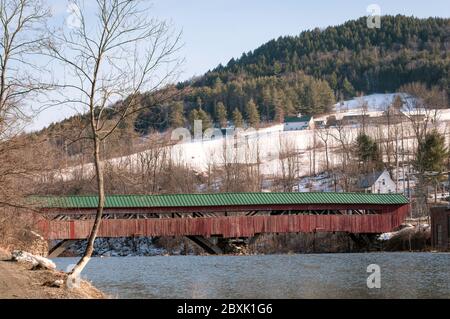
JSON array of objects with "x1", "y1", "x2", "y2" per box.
[{"x1": 38, "y1": 205, "x2": 409, "y2": 240}]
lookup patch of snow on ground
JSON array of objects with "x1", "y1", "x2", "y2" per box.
[{"x1": 333, "y1": 93, "x2": 409, "y2": 113}]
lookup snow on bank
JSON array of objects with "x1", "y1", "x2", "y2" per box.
[
  {"x1": 378, "y1": 223, "x2": 430, "y2": 241},
  {"x1": 11, "y1": 250, "x2": 56, "y2": 270}
]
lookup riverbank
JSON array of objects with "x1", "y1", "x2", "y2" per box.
[{"x1": 0, "y1": 248, "x2": 105, "y2": 299}]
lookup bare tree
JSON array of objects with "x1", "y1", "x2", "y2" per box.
[
  {"x1": 356, "y1": 96, "x2": 369, "y2": 135},
  {"x1": 213, "y1": 131, "x2": 263, "y2": 192},
  {"x1": 0, "y1": 0, "x2": 50, "y2": 139},
  {"x1": 400, "y1": 83, "x2": 447, "y2": 216},
  {"x1": 329, "y1": 119, "x2": 352, "y2": 170},
  {"x1": 316, "y1": 127, "x2": 331, "y2": 172},
  {"x1": 277, "y1": 135, "x2": 298, "y2": 192},
  {"x1": 135, "y1": 136, "x2": 169, "y2": 193},
  {"x1": 46, "y1": 0, "x2": 182, "y2": 280},
  {"x1": 0, "y1": 0, "x2": 50, "y2": 215},
  {"x1": 248, "y1": 136, "x2": 264, "y2": 191},
  {"x1": 328, "y1": 119, "x2": 361, "y2": 191},
  {"x1": 401, "y1": 83, "x2": 446, "y2": 147}
]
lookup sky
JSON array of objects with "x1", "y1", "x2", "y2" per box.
[{"x1": 29, "y1": 0, "x2": 450, "y2": 131}]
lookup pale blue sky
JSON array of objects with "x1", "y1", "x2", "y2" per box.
[{"x1": 31, "y1": 0, "x2": 450, "y2": 131}]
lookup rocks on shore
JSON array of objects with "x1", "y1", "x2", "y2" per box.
[
  {"x1": 58, "y1": 237, "x2": 169, "y2": 257},
  {"x1": 11, "y1": 250, "x2": 56, "y2": 270}
]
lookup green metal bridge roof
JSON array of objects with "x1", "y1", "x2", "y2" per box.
[{"x1": 34, "y1": 192, "x2": 409, "y2": 209}]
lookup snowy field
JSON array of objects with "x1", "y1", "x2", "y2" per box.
[
  {"x1": 52, "y1": 93, "x2": 450, "y2": 181},
  {"x1": 334, "y1": 93, "x2": 408, "y2": 113}
]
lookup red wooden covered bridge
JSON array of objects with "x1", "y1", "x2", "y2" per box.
[{"x1": 34, "y1": 192, "x2": 410, "y2": 255}]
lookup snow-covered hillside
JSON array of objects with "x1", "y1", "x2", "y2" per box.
[
  {"x1": 333, "y1": 93, "x2": 408, "y2": 113},
  {"x1": 53, "y1": 93, "x2": 450, "y2": 181},
  {"x1": 333, "y1": 93, "x2": 450, "y2": 121}
]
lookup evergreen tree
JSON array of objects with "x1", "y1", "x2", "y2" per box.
[
  {"x1": 215, "y1": 102, "x2": 228, "y2": 128},
  {"x1": 415, "y1": 129, "x2": 448, "y2": 205},
  {"x1": 134, "y1": 105, "x2": 169, "y2": 134},
  {"x1": 274, "y1": 105, "x2": 284, "y2": 123},
  {"x1": 416, "y1": 130, "x2": 448, "y2": 173},
  {"x1": 261, "y1": 87, "x2": 272, "y2": 120},
  {"x1": 328, "y1": 72, "x2": 338, "y2": 91},
  {"x1": 213, "y1": 77, "x2": 223, "y2": 90},
  {"x1": 355, "y1": 133, "x2": 381, "y2": 172},
  {"x1": 245, "y1": 98, "x2": 260, "y2": 128},
  {"x1": 232, "y1": 108, "x2": 244, "y2": 128},
  {"x1": 188, "y1": 109, "x2": 199, "y2": 130},
  {"x1": 189, "y1": 108, "x2": 212, "y2": 132},
  {"x1": 197, "y1": 108, "x2": 212, "y2": 130},
  {"x1": 302, "y1": 81, "x2": 319, "y2": 114},
  {"x1": 273, "y1": 61, "x2": 282, "y2": 74},
  {"x1": 342, "y1": 78, "x2": 356, "y2": 99},
  {"x1": 169, "y1": 101, "x2": 185, "y2": 128},
  {"x1": 271, "y1": 88, "x2": 284, "y2": 122},
  {"x1": 196, "y1": 96, "x2": 203, "y2": 109},
  {"x1": 317, "y1": 80, "x2": 336, "y2": 113}
]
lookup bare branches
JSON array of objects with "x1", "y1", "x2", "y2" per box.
[
  {"x1": 47, "y1": 0, "x2": 183, "y2": 278},
  {"x1": 0, "y1": 0, "x2": 50, "y2": 138},
  {"x1": 49, "y1": 0, "x2": 183, "y2": 138},
  {"x1": 400, "y1": 82, "x2": 447, "y2": 144},
  {"x1": 0, "y1": 0, "x2": 52, "y2": 220},
  {"x1": 277, "y1": 135, "x2": 299, "y2": 192}
]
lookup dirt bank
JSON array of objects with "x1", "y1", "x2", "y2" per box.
[{"x1": 0, "y1": 248, "x2": 105, "y2": 299}]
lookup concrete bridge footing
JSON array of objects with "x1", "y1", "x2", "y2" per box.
[
  {"x1": 48, "y1": 239, "x2": 77, "y2": 258},
  {"x1": 186, "y1": 236, "x2": 224, "y2": 254}
]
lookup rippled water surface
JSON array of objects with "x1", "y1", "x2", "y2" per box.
[{"x1": 54, "y1": 253, "x2": 450, "y2": 299}]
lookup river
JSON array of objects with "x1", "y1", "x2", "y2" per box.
[{"x1": 54, "y1": 252, "x2": 450, "y2": 299}]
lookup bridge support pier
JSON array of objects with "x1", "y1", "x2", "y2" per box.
[
  {"x1": 186, "y1": 236, "x2": 223, "y2": 255},
  {"x1": 48, "y1": 239, "x2": 77, "y2": 258},
  {"x1": 248, "y1": 234, "x2": 261, "y2": 246},
  {"x1": 348, "y1": 233, "x2": 381, "y2": 251}
]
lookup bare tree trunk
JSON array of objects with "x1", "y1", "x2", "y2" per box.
[
  {"x1": 317, "y1": 128, "x2": 330, "y2": 172},
  {"x1": 69, "y1": 132, "x2": 104, "y2": 280},
  {"x1": 312, "y1": 132, "x2": 316, "y2": 175},
  {"x1": 48, "y1": 0, "x2": 181, "y2": 281}
]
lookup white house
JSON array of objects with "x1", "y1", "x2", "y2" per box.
[
  {"x1": 283, "y1": 114, "x2": 314, "y2": 131},
  {"x1": 357, "y1": 169, "x2": 397, "y2": 193}
]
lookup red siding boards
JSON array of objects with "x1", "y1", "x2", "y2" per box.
[{"x1": 39, "y1": 205, "x2": 409, "y2": 240}]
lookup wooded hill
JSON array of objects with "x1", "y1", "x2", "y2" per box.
[{"x1": 39, "y1": 15, "x2": 449, "y2": 138}]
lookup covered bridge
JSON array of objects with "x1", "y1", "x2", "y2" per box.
[{"x1": 35, "y1": 192, "x2": 409, "y2": 243}]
